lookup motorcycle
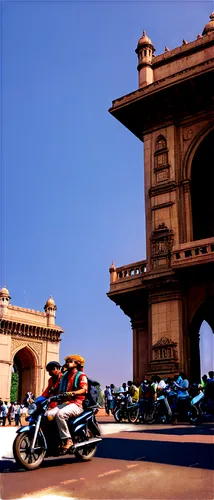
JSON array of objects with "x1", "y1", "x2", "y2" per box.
[
  {"x1": 188, "y1": 391, "x2": 214, "y2": 423},
  {"x1": 13, "y1": 395, "x2": 102, "y2": 470},
  {"x1": 113, "y1": 394, "x2": 139, "y2": 423},
  {"x1": 143, "y1": 390, "x2": 172, "y2": 424}
]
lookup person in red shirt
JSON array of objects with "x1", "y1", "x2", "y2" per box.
[
  {"x1": 46, "y1": 354, "x2": 88, "y2": 453},
  {"x1": 42, "y1": 361, "x2": 62, "y2": 408}
]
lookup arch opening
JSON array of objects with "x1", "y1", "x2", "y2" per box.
[
  {"x1": 189, "y1": 297, "x2": 214, "y2": 382},
  {"x1": 12, "y1": 347, "x2": 37, "y2": 403},
  {"x1": 191, "y1": 130, "x2": 214, "y2": 241}
]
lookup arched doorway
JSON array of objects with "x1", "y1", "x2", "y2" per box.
[
  {"x1": 13, "y1": 347, "x2": 37, "y2": 403},
  {"x1": 189, "y1": 297, "x2": 214, "y2": 382},
  {"x1": 200, "y1": 321, "x2": 214, "y2": 376},
  {"x1": 191, "y1": 129, "x2": 214, "y2": 241}
]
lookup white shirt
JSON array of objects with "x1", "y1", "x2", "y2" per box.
[{"x1": 158, "y1": 380, "x2": 167, "y2": 390}]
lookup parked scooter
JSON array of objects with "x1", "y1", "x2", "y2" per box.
[{"x1": 13, "y1": 395, "x2": 102, "y2": 470}]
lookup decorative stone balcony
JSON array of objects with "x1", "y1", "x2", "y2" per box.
[
  {"x1": 109, "y1": 260, "x2": 147, "y2": 294},
  {"x1": 171, "y1": 237, "x2": 214, "y2": 269}
]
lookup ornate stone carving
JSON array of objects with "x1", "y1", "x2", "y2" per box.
[
  {"x1": 11, "y1": 338, "x2": 42, "y2": 364},
  {"x1": 147, "y1": 336, "x2": 179, "y2": 375},
  {"x1": 150, "y1": 223, "x2": 174, "y2": 269},
  {"x1": 153, "y1": 336, "x2": 176, "y2": 346},
  {"x1": 153, "y1": 135, "x2": 170, "y2": 185},
  {"x1": 183, "y1": 129, "x2": 193, "y2": 141}
]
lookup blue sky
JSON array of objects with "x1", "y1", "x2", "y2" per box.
[{"x1": 1, "y1": 0, "x2": 213, "y2": 386}]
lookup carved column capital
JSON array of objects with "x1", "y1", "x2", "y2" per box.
[{"x1": 181, "y1": 179, "x2": 191, "y2": 193}]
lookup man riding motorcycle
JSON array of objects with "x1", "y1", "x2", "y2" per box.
[
  {"x1": 42, "y1": 361, "x2": 62, "y2": 408},
  {"x1": 46, "y1": 354, "x2": 88, "y2": 454}
]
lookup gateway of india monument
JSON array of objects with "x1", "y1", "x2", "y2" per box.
[
  {"x1": 0, "y1": 287, "x2": 63, "y2": 401},
  {"x1": 108, "y1": 13, "x2": 214, "y2": 382}
]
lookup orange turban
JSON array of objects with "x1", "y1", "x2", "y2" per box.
[{"x1": 64, "y1": 354, "x2": 85, "y2": 366}]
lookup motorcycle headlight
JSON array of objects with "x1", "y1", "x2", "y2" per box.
[{"x1": 28, "y1": 403, "x2": 37, "y2": 415}]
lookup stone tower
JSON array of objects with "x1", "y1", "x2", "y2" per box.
[{"x1": 107, "y1": 14, "x2": 214, "y2": 382}]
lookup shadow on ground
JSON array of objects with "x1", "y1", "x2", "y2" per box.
[
  {"x1": 138, "y1": 423, "x2": 214, "y2": 436},
  {"x1": 95, "y1": 436, "x2": 214, "y2": 470},
  {"x1": 1, "y1": 431, "x2": 213, "y2": 473}
]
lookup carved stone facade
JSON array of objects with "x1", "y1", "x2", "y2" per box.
[
  {"x1": 108, "y1": 14, "x2": 214, "y2": 381},
  {"x1": 0, "y1": 288, "x2": 63, "y2": 401}
]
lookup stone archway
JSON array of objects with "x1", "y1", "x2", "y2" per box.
[
  {"x1": 189, "y1": 296, "x2": 214, "y2": 382},
  {"x1": 13, "y1": 347, "x2": 37, "y2": 402},
  {"x1": 191, "y1": 129, "x2": 214, "y2": 241}
]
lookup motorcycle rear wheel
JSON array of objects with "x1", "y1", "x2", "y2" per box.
[
  {"x1": 128, "y1": 407, "x2": 139, "y2": 423},
  {"x1": 13, "y1": 431, "x2": 46, "y2": 470},
  {"x1": 74, "y1": 429, "x2": 97, "y2": 462}
]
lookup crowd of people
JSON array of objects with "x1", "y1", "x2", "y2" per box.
[
  {"x1": 104, "y1": 371, "x2": 214, "y2": 421},
  {"x1": 0, "y1": 391, "x2": 36, "y2": 426}
]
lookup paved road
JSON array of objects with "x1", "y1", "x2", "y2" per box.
[{"x1": 0, "y1": 421, "x2": 213, "y2": 500}]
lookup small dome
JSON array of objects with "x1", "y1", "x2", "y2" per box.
[
  {"x1": 137, "y1": 30, "x2": 152, "y2": 46},
  {"x1": 0, "y1": 286, "x2": 11, "y2": 299},
  {"x1": 202, "y1": 12, "x2": 214, "y2": 36},
  {"x1": 44, "y1": 296, "x2": 56, "y2": 310}
]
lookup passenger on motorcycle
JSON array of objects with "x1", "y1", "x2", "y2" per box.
[
  {"x1": 42, "y1": 361, "x2": 62, "y2": 408},
  {"x1": 46, "y1": 354, "x2": 88, "y2": 454}
]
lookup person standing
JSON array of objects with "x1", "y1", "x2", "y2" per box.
[
  {"x1": 14, "y1": 403, "x2": 22, "y2": 426},
  {"x1": 174, "y1": 372, "x2": 190, "y2": 421},
  {"x1": 0, "y1": 401, "x2": 8, "y2": 426}
]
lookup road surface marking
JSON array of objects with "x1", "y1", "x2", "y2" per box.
[
  {"x1": 20, "y1": 484, "x2": 62, "y2": 498},
  {"x1": 98, "y1": 469, "x2": 121, "y2": 477},
  {"x1": 60, "y1": 479, "x2": 78, "y2": 484},
  {"x1": 127, "y1": 463, "x2": 139, "y2": 468}
]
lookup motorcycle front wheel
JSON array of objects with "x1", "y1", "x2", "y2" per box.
[
  {"x1": 13, "y1": 431, "x2": 46, "y2": 470},
  {"x1": 188, "y1": 406, "x2": 199, "y2": 424},
  {"x1": 74, "y1": 429, "x2": 97, "y2": 462},
  {"x1": 143, "y1": 408, "x2": 156, "y2": 424},
  {"x1": 128, "y1": 407, "x2": 139, "y2": 423},
  {"x1": 114, "y1": 409, "x2": 123, "y2": 422}
]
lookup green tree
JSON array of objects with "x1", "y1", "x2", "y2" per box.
[
  {"x1": 97, "y1": 384, "x2": 104, "y2": 407},
  {"x1": 10, "y1": 373, "x2": 19, "y2": 402}
]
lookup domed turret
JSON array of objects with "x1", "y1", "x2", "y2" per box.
[
  {"x1": 0, "y1": 286, "x2": 11, "y2": 315},
  {"x1": 44, "y1": 296, "x2": 56, "y2": 326},
  {"x1": 0, "y1": 286, "x2": 11, "y2": 299},
  {"x1": 202, "y1": 12, "x2": 214, "y2": 36},
  {"x1": 135, "y1": 30, "x2": 155, "y2": 88}
]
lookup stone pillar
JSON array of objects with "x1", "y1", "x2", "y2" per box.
[
  {"x1": 132, "y1": 321, "x2": 149, "y2": 382},
  {"x1": 148, "y1": 293, "x2": 183, "y2": 377},
  {"x1": 183, "y1": 180, "x2": 193, "y2": 242},
  {"x1": 0, "y1": 334, "x2": 12, "y2": 400}
]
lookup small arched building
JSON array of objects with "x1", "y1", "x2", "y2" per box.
[{"x1": 0, "y1": 287, "x2": 63, "y2": 401}]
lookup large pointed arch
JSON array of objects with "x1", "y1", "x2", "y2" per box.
[
  {"x1": 189, "y1": 296, "x2": 214, "y2": 382},
  {"x1": 13, "y1": 347, "x2": 37, "y2": 402}
]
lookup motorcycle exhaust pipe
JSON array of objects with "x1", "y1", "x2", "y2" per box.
[{"x1": 73, "y1": 437, "x2": 102, "y2": 450}]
